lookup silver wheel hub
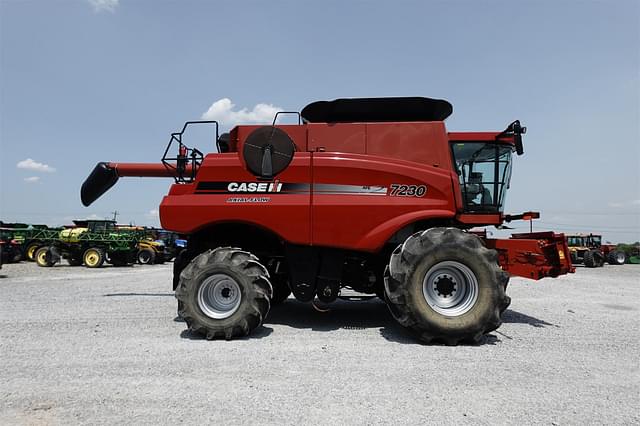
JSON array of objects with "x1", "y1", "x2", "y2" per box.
[
  {"x1": 423, "y1": 261, "x2": 479, "y2": 317},
  {"x1": 197, "y1": 274, "x2": 242, "y2": 319},
  {"x1": 616, "y1": 253, "x2": 625, "y2": 263}
]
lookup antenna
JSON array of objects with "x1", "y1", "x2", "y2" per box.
[{"x1": 111, "y1": 210, "x2": 119, "y2": 222}]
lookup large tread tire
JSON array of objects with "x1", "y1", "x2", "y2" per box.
[
  {"x1": 607, "y1": 251, "x2": 626, "y2": 265},
  {"x1": 175, "y1": 247, "x2": 273, "y2": 340},
  {"x1": 83, "y1": 247, "x2": 105, "y2": 268},
  {"x1": 35, "y1": 247, "x2": 55, "y2": 267},
  {"x1": 583, "y1": 250, "x2": 596, "y2": 268},
  {"x1": 384, "y1": 228, "x2": 510, "y2": 345},
  {"x1": 137, "y1": 248, "x2": 156, "y2": 265}
]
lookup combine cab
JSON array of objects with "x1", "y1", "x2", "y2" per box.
[{"x1": 81, "y1": 96, "x2": 574, "y2": 344}]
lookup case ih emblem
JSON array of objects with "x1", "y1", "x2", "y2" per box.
[{"x1": 228, "y1": 181, "x2": 283, "y2": 193}]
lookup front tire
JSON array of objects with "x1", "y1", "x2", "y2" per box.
[
  {"x1": 385, "y1": 228, "x2": 509, "y2": 345},
  {"x1": 35, "y1": 247, "x2": 55, "y2": 267},
  {"x1": 175, "y1": 247, "x2": 272, "y2": 340},
  {"x1": 137, "y1": 248, "x2": 156, "y2": 265},
  {"x1": 583, "y1": 250, "x2": 603, "y2": 267},
  {"x1": 83, "y1": 247, "x2": 105, "y2": 268}
]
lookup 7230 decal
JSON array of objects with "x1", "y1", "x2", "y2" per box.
[{"x1": 389, "y1": 184, "x2": 427, "y2": 197}]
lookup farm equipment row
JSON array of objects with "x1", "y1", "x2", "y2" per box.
[{"x1": 0, "y1": 221, "x2": 184, "y2": 268}]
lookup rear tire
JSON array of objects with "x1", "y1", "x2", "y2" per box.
[
  {"x1": 175, "y1": 247, "x2": 272, "y2": 340},
  {"x1": 583, "y1": 250, "x2": 596, "y2": 268},
  {"x1": 608, "y1": 251, "x2": 626, "y2": 265},
  {"x1": 35, "y1": 247, "x2": 55, "y2": 267},
  {"x1": 137, "y1": 248, "x2": 156, "y2": 265},
  {"x1": 83, "y1": 247, "x2": 105, "y2": 268},
  {"x1": 25, "y1": 242, "x2": 41, "y2": 261},
  {"x1": 385, "y1": 228, "x2": 509, "y2": 345}
]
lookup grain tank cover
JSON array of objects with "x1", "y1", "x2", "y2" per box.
[{"x1": 301, "y1": 97, "x2": 453, "y2": 123}]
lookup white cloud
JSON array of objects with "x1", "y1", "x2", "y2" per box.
[
  {"x1": 201, "y1": 98, "x2": 282, "y2": 128},
  {"x1": 608, "y1": 202, "x2": 624, "y2": 208},
  {"x1": 632, "y1": 200, "x2": 640, "y2": 206},
  {"x1": 86, "y1": 214, "x2": 103, "y2": 220},
  {"x1": 16, "y1": 158, "x2": 56, "y2": 173},
  {"x1": 147, "y1": 209, "x2": 159, "y2": 218},
  {"x1": 24, "y1": 176, "x2": 40, "y2": 183},
  {"x1": 88, "y1": 0, "x2": 119, "y2": 13}
]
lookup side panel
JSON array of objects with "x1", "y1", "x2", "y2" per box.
[
  {"x1": 367, "y1": 122, "x2": 451, "y2": 169},
  {"x1": 160, "y1": 153, "x2": 312, "y2": 245},
  {"x1": 311, "y1": 153, "x2": 457, "y2": 251},
  {"x1": 307, "y1": 123, "x2": 366, "y2": 153}
]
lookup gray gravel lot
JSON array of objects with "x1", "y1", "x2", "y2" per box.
[{"x1": 1, "y1": 262, "x2": 639, "y2": 425}]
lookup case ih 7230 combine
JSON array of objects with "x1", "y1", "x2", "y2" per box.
[{"x1": 82, "y1": 97, "x2": 573, "y2": 344}]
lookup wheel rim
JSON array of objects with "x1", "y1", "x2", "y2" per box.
[
  {"x1": 422, "y1": 261, "x2": 479, "y2": 317},
  {"x1": 139, "y1": 252, "x2": 150, "y2": 263},
  {"x1": 85, "y1": 251, "x2": 99, "y2": 266},
  {"x1": 28, "y1": 245, "x2": 37, "y2": 260},
  {"x1": 616, "y1": 253, "x2": 625, "y2": 263},
  {"x1": 37, "y1": 251, "x2": 47, "y2": 264},
  {"x1": 197, "y1": 273, "x2": 242, "y2": 319}
]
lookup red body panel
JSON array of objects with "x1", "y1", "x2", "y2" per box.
[
  {"x1": 160, "y1": 154, "x2": 312, "y2": 245},
  {"x1": 311, "y1": 153, "x2": 455, "y2": 251},
  {"x1": 160, "y1": 121, "x2": 466, "y2": 252}
]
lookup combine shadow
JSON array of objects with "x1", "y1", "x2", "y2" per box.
[
  {"x1": 179, "y1": 326, "x2": 274, "y2": 341},
  {"x1": 266, "y1": 298, "x2": 500, "y2": 346},
  {"x1": 103, "y1": 292, "x2": 174, "y2": 297},
  {"x1": 266, "y1": 298, "x2": 389, "y2": 331},
  {"x1": 0, "y1": 274, "x2": 8, "y2": 279},
  {"x1": 172, "y1": 299, "x2": 553, "y2": 344},
  {"x1": 502, "y1": 309, "x2": 557, "y2": 328}
]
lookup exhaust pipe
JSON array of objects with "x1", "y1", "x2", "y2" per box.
[{"x1": 81, "y1": 162, "x2": 189, "y2": 206}]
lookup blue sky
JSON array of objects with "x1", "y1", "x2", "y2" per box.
[{"x1": 1, "y1": 0, "x2": 638, "y2": 242}]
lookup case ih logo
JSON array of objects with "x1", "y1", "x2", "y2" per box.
[
  {"x1": 195, "y1": 180, "x2": 294, "y2": 194},
  {"x1": 227, "y1": 181, "x2": 283, "y2": 193}
]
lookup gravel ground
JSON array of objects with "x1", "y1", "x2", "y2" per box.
[{"x1": 0, "y1": 262, "x2": 638, "y2": 425}]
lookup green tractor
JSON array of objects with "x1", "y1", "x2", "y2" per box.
[
  {"x1": 35, "y1": 220, "x2": 137, "y2": 268},
  {"x1": 0, "y1": 222, "x2": 61, "y2": 261}
]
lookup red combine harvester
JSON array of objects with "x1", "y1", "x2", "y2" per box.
[{"x1": 82, "y1": 97, "x2": 573, "y2": 344}]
